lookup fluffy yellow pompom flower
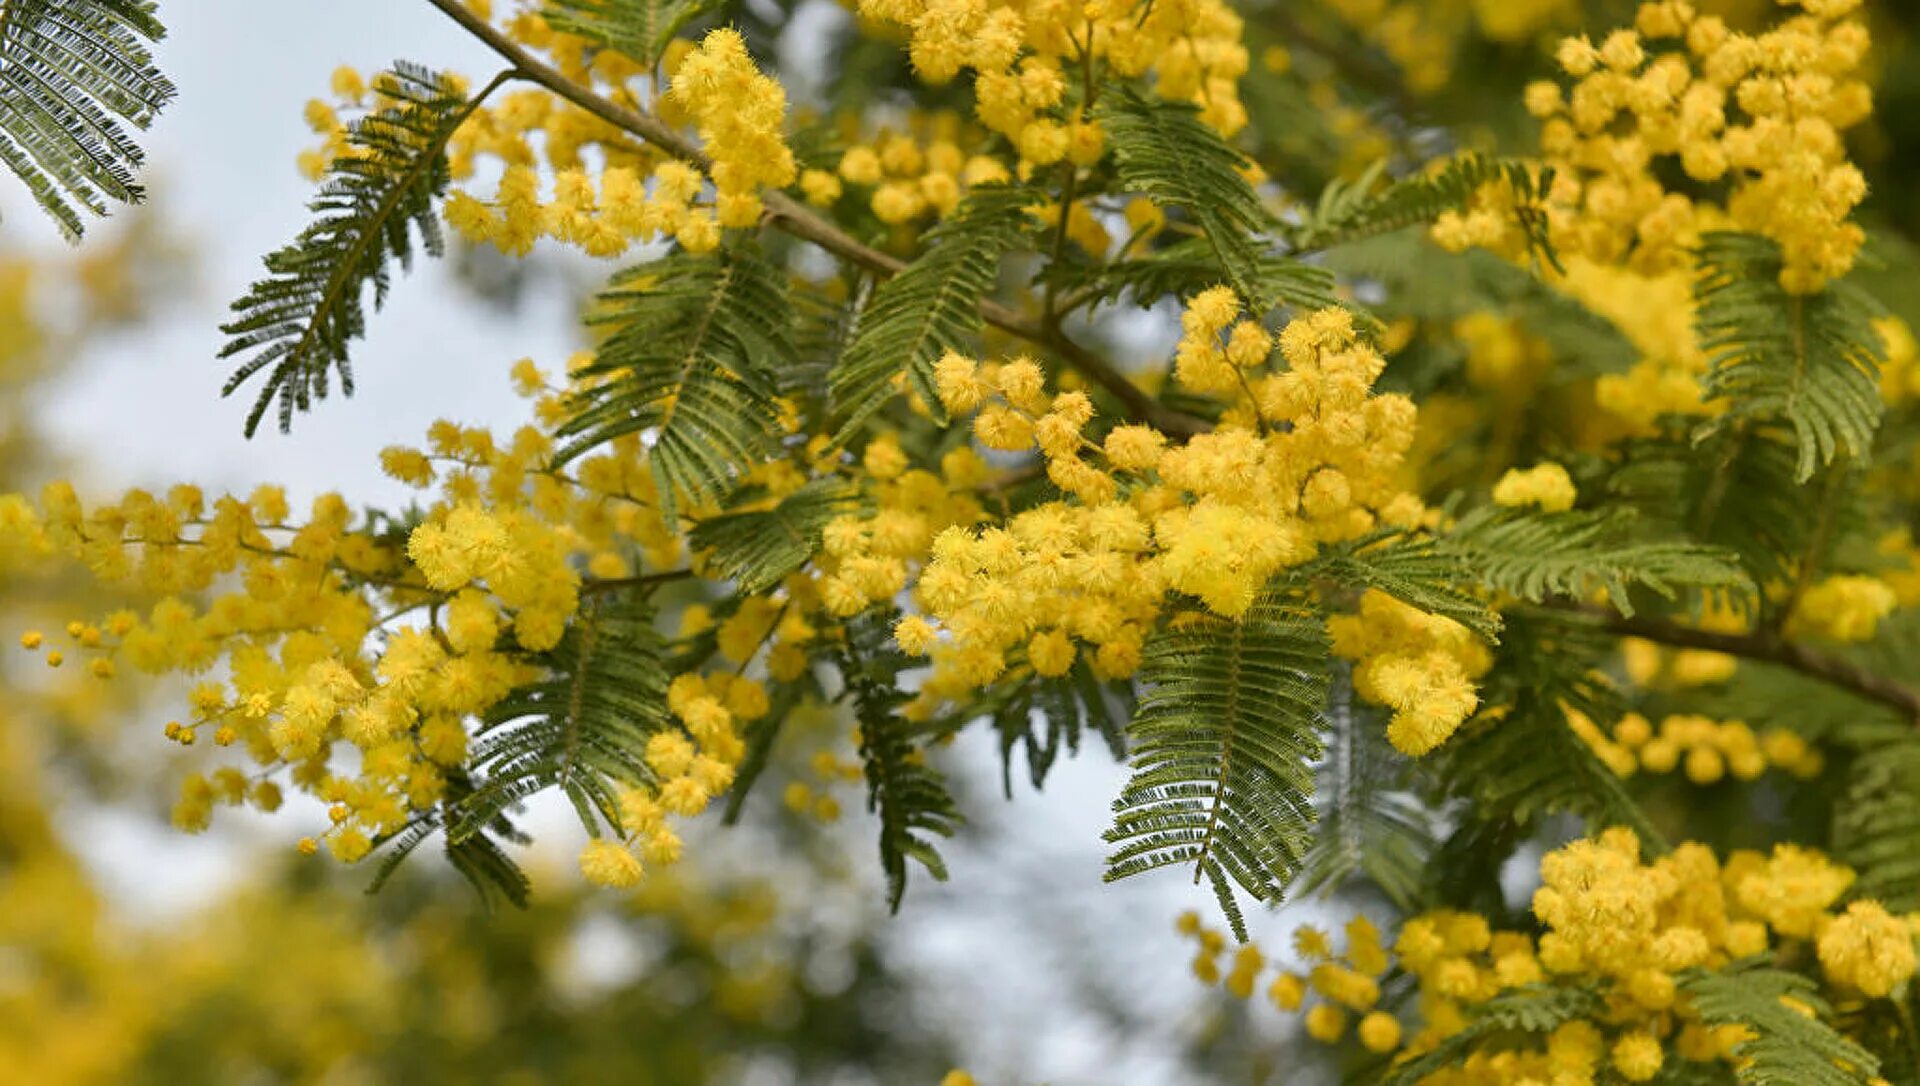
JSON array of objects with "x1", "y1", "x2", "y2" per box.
[
  {"x1": 1818, "y1": 900, "x2": 1918, "y2": 998},
  {"x1": 1611, "y1": 1031, "x2": 1664, "y2": 1082},
  {"x1": 668, "y1": 29, "x2": 797, "y2": 202},
  {"x1": 1357, "y1": 1011, "x2": 1401, "y2": 1053},
  {"x1": 1787, "y1": 575, "x2": 1897, "y2": 642},
  {"x1": 578, "y1": 838, "x2": 644, "y2": 888},
  {"x1": 1492, "y1": 462, "x2": 1577, "y2": 513}
]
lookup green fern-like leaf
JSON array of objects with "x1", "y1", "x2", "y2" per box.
[
  {"x1": 837, "y1": 611, "x2": 962, "y2": 911},
  {"x1": 450, "y1": 596, "x2": 670, "y2": 844},
  {"x1": 554, "y1": 244, "x2": 796, "y2": 519},
  {"x1": 1694, "y1": 232, "x2": 1886, "y2": 481},
  {"x1": 543, "y1": 0, "x2": 721, "y2": 66},
  {"x1": 1053, "y1": 236, "x2": 1345, "y2": 319},
  {"x1": 1434, "y1": 612, "x2": 1666, "y2": 849},
  {"x1": 1681, "y1": 962, "x2": 1880, "y2": 1086},
  {"x1": 1608, "y1": 430, "x2": 1833, "y2": 589},
  {"x1": 1833, "y1": 735, "x2": 1920, "y2": 912},
  {"x1": 1098, "y1": 87, "x2": 1273, "y2": 301},
  {"x1": 221, "y1": 63, "x2": 496, "y2": 436},
  {"x1": 1377, "y1": 983, "x2": 1604, "y2": 1086},
  {"x1": 1290, "y1": 154, "x2": 1554, "y2": 261},
  {"x1": 688, "y1": 478, "x2": 864, "y2": 594},
  {"x1": 367, "y1": 772, "x2": 532, "y2": 908},
  {"x1": 1104, "y1": 595, "x2": 1330, "y2": 939},
  {"x1": 1294, "y1": 672, "x2": 1436, "y2": 911},
  {"x1": 1308, "y1": 532, "x2": 1501, "y2": 641},
  {"x1": 1446, "y1": 506, "x2": 1753, "y2": 617},
  {"x1": 0, "y1": 0, "x2": 174, "y2": 240},
  {"x1": 829, "y1": 184, "x2": 1035, "y2": 436}
]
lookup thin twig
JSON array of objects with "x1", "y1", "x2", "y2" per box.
[
  {"x1": 581, "y1": 568, "x2": 697, "y2": 596},
  {"x1": 423, "y1": 0, "x2": 1203, "y2": 437},
  {"x1": 1548, "y1": 603, "x2": 1920, "y2": 722}
]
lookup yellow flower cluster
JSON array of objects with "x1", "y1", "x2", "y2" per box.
[
  {"x1": 858, "y1": 303, "x2": 1429, "y2": 714},
  {"x1": 1320, "y1": 0, "x2": 1578, "y2": 97},
  {"x1": 1180, "y1": 910, "x2": 1402, "y2": 1052},
  {"x1": 1491, "y1": 461, "x2": 1577, "y2": 513},
  {"x1": 1329, "y1": 590, "x2": 1491, "y2": 756},
  {"x1": 856, "y1": 0, "x2": 1251, "y2": 158},
  {"x1": 579, "y1": 670, "x2": 771, "y2": 884},
  {"x1": 822, "y1": 118, "x2": 1006, "y2": 225},
  {"x1": 1453, "y1": 311, "x2": 1553, "y2": 394},
  {"x1": 1562, "y1": 257, "x2": 1721, "y2": 439},
  {"x1": 1199, "y1": 829, "x2": 1920, "y2": 1083},
  {"x1": 1530, "y1": 0, "x2": 1873, "y2": 292},
  {"x1": 665, "y1": 29, "x2": 798, "y2": 219},
  {"x1": 1786, "y1": 574, "x2": 1898, "y2": 642},
  {"x1": 1568, "y1": 708, "x2": 1825, "y2": 783},
  {"x1": 0, "y1": 360, "x2": 755, "y2": 872},
  {"x1": 1876, "y1": 315, "x2": 1920, "y2": 404},
  {"x1": 437, "y1": 25, "x2": 794, "y2": 258}
]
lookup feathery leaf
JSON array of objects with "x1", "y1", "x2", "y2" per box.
[
  {"x1": 1681, "y1": 962, "x2": 1880, "y2": 1086},
  {"x1": 1694, "y1": 232, "x2": 1886, "y2": 481},
  {"x1": 1446, "y1": 506, "x2": 1753, "y2": 617},
  {"x1": 451, "y1": 596, "x2": 670, "y2": 844},
  {"x1": 554, "y1": 244, "x2": 796, "y2": 520},
  {"x1": 543, "y1": 0, "x2": 721, "y2": 66},
  {"x1": 1104, "y1": 595, "x2": 1330, "y2": 940},
  {"x1": 1295, "y1": 671, "x2": 1437, "y2": 910},
  {"x1": 220, "y1": 63, "x2": 497, "y2": 436},
  {"x1": 1833, "y1": 735, "x2": 1920, "y2": 912},
  {"x1": 829, "y1": 184, "x2": 1035, "y2": 436},
  {"x1": 688, "y1": 478, "x2": 865, "y2": 594},
  {"x1": 1377, "y1": 984, "x2": 1604, "y2": 1086},
  {"x1": 1291, "y1": 154, "x2": 1555, "y2": 262},
  {"x1": 1098, "y1": 87, "x2": 1271, "y2": 300},
  {"x1": 837, "y1": 611, "x2": 961, "y2": 911},
  {"x1": 0, "y1": 0, "x2": 173, "y2": 240}
]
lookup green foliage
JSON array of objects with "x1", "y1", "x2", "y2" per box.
[
  {"x1": 455, "y1": 596, "x2": 670, "y2": 844},
  {"x1": 828, "y1": 184, "x2": 1035, "y2": 436},
  {"x1": 1290, "y1": 155, "x2": 1553, "y2": 261},
  {"x1": 1295, "y1": 674, "x2": 1436, "y2": 911},
  {"x1": 1434, "y1": 612, "x2": 1665, "y2": 849},
  {"x1": 1375, "y1": 983, "x2": 1603, "y2": 1086},
  {"x1": 0, "y1": 0, "x2": 173, "y2": 240},
  {"x1": 1833, "y1": 735, "x2": 1920, "y2": 912},
  {"x1": 1607, "y1": 431, "x2": 1831, "y2": 589},
  {"x1": 1308, "y1": 532, "x2": 1501, "y2": 641},
  {"x1": 1055, "y1": 236, "x2": 1344, "y2": 319},
  {"x1": 221, "y1": 64, "x2": 490, "y2": 436},
  {"x1": 554, "y1": 244, "x2": 795, "y2": 518},
  {"x1": 543, "y1": 0, "x2": 720, "y2": 66},
  {"x1": 837, "y1": 612, "x2": 961, "y2": 911},
  {"x1": 1445, "y1": 507, "x2": 1753, "y2": 617},
  {"x1": 1694, "y1": 232, "x2": 1887, "y2": 481},
  {"x1": 1324, "y1": 232, "x2": 1639, "y2": 380},
  {"x1": 368, "y1": 772, "x2": 533, "y2": 909},
  {"x1": 1104, "y1": 595, "x2": 1330, "y2": 940},
  {"x1": 961, "y1": 661, "x2": 1128, "y2": 798},
  {"x1": 688, "y1": 479, "x2": 865, "y2": 594},
  {"x1": 1098, "y1": 87, "x2": 1272, "y2": 300},
  {"x1": 1680, "y1": 962, "x2": 1881, "y2": 1086}
]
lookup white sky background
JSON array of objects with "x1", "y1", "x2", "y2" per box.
[{"x1": 7, "y1": 2, "x2": 1340, "y2": 1082}]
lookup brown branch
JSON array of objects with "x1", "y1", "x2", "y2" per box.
[
  {"x1": 424, "y1": 0, "x2": 1202, "y2": 437},
  {"x1": 1554, "y1": 604, "x2": 1920, "y2": 722},
  {"x1": 582, "y1": 568, "x2": 696, "y2": 596}
]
